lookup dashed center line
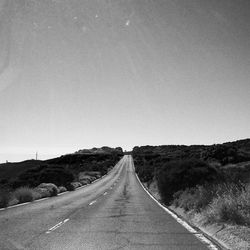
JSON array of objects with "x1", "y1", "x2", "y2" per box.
[
  {"x1": 46, "y1": 219, "x2": 69, "y2": 234},
  {"x1": 89, "y1": 200, "x2": 97, "y2": 206}
]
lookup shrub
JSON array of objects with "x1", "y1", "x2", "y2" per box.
[
  {"x1": 156, "y1": 159, "x2": 218, "y2": 204},
  {"x1": 58, "y1": 186, "x2": 67, "y2": 193},
  {"x1": 38, "y1": 167, "x2": 74, "y2": 186},
  {"x1": 205, "y1": 183, "x2": 250, "y2": 225},
  {"x1": 32, "y1": 190, "x2": 42, "y2": 200},
  {"x1": 79, "y1": 176, "x2": 92, "y2": 184},
  {"x1": 174, "y1": 182, "x2": 250, "y2": 225},
  {"x1": 173, "y1": 188, "x2": 197, "y2": 211},
  {"x1": 83, "y1": 171, "x2": 101, "y2": 178},
  {"x1": 0, "y1": 189, "x2": 11, "y2": 208},
  {"x1": 65, "y1": 182, "x2": 76, "y2": 191},
  {"x1": 37, "y1": 183, "x2": 58, "y2": 196},
  {"x1": 13, "y1": 187, "x2": 34, "y2": 203},
  {"x1": 173, "y1": 185, "x2": 218, "y2": 212},
  {"x1": 70, "y1": 182, "x2": 82, "y2": 189},
  {"x1": 206, "y1": 195, "x2": 244, "y2": 225},
  {"x1": 80, "y1": 180, "x2": 89, "y2": 186},
  {"x1": 34, "y1": 187, "x2": 50, "y2": 198},
  {"x1": 14, "y1": 165, "x2": 74, "y2": 188},
  {"x1": 8, "y1": 197, "x2": 19, "y2": 206}
]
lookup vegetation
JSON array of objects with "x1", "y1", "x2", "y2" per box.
[
  {"x1": 0, "y1": 147, "x2": 123, "y2": 190},
  {"x1": 13, "y1": 187, "x2": 35, "y2": 203},
  {"x1": 0, "y1": 189, "x2": 11, "y2": 208},
  {"x1": 173, "y1": 183, "x2": 250, "y2": 226},
  {"x1": 206, "y1": 183, "x2": 250, "y2": 225},
  {"x1": 37, "y1": 183, "x2": 58, "y2": 196},
  {"x1": 132, "y1": 139, "x2": 250, "y2": 226},
  {"x1": 0, "y1": 147, "x2": 123, "y2": 208},
  {"x1": 58, "y1": 186, "x2": 67, "y2": 193},
  {"x1": 155, "y1": 159, "x2": 219, "y2": 204},
  {"x1": 10, "y1": 165, "x2": 74, "y2": 189}
]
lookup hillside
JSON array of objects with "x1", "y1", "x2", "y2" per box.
[
  {"x1": 132, "y1": 139, "x2": 250, "y2": 230},
  {"x1": 0, "y1": 147, "x2": 123, "y2": 189},
  {"x1": 133, "y1": 138, "x2": 250, "y2": 165}
]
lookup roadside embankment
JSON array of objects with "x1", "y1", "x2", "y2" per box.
[{"x1": 143, "y1": 180, "x2": 250, "y2": 250}]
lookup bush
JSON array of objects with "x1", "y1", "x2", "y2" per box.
[
  {"x1": 205, "y1": 183, "x2": 250, "y2": 225},
  {"x1": 8, "y1": 197, "x2": 19, "y2": 206},
  {"x1": 173, "y1": 182, "x2": 250, "y2": 225},
  {"x1": 34, "y1": 187, "x2": 50, "y2": 198},
  {"x1": 83, "y1": 171, "x2": 101, "y2": 178},
  {"x1": 79, "y1": 176, "x2": 92, "y2": 184},
  {"x1": 38, "y1": 167, "x2": 74, "y2": 187},
  {"x1": 79, "y1": 180, "x2": 89, "y2": 186},
  {"x1": 13, "y1": 165, "x2": 74, "y2": 188},
  {"x1": 70, "y1": 182, "x2": 82, "y2": 189},
  {"x1": 13, "y1": 187, "x2": 34, "y2": 203},
  {"x1": 58, "y1": 186, "x2": 67, "y2": 193},
  {"x1": 65, "y1": 182, "x2": 76, "y2": 191},
  {"x1": 0, "y1": 189, "x2": 11, "y2": 208},
  {"x1": 156, "y1": 159, "x2": 218, "y2": 204},
  {"x1": 32, "y1": 190, "x2": 42, "y2": 200},
  {"x1": 173, "y1": 185, "x2": 218, "y2": 212},
  {"x1": 37, "y1": 183, "x2": 58, "y2": 196}
]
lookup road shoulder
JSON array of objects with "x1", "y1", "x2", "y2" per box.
[{"x1": 143, "y1": 180, "x2": 250, "y2": 250}]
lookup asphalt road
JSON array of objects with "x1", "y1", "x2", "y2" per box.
[{"x1": 0, "y1": 155, "x2": 215, "y2": 250}]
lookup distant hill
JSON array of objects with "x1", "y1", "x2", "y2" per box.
[{"x1": 75, "y1": 146, "x2": 123, "y2": 155}]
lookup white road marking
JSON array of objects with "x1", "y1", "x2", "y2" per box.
[
  {"x1": 4, "y1": 202, "x2": 30, "y2": 208},
  {"x1": 135, "y1": 173, "x2": 219, "y2": 250},
  {"x1": 89, "y1": 200, "x2": 97, "y2": 206},
  {"x1": 46, "y1": 219, "x2": 69, "y2": 234},
  {"x1": 34, "y1": 197, "x2": 50, "y2": 202},
  {"x1": 103, "y1": 192, "x2": 107, "y2": 196},
  {"x1": 58, "y1": 191, "x2": 69, "y2": 196}
]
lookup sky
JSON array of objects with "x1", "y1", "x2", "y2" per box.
[{"x1": 0, "y1": 0, "x2": 250, "y2": 163}]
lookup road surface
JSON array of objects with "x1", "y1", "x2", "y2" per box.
[{"x1": 0, "y1": 155, "x2": 216, "y2": 249}]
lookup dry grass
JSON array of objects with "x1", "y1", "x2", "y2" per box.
[
  {"x1": 13, "y1": 187, "x2": 35, "y2": 203},
  {"x1": 206, "y1": 183, "x2": 250, "y2": 225},
  {"x1": 173, "y1": 183, "x2": 250, "y2": 226}
]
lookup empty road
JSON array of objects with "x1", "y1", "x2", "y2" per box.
[{"x1": 0, "y1": 155, "x2": 217, "y2": 249}]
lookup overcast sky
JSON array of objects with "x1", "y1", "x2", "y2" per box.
[{"x1": 0, "y1": 0, "x2": 250, "y2": 162}]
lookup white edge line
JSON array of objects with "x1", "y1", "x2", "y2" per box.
[
  {"x1": 58, "y1": 191, "x2": 69, "y2": 196},
  {"x1": 34, "y1": 197, "x2": 50, "y2": 202},
  {"x1": 135, "y1": 173, "x2": 219, "y2": 250},
  {"x1": 0, "y1": 196, "x2": 52, "y2": 211}
]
